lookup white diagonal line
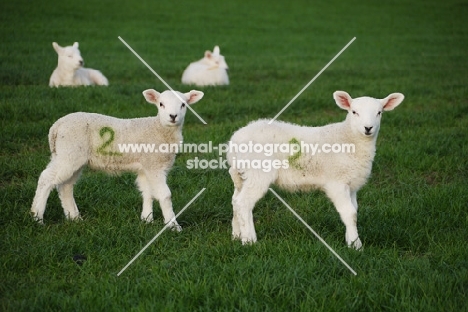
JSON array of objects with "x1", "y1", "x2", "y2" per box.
[
  {"x1": 269, "y1": 37, "x2": 356, "y2": 124},
  {"x1": 269, "y1": 188, "x2": 357, "y2": 275},
  {"x1": 117, "y1": 188, "x2": 206, "y2": 276},
  {"x1": 118, "y1": 36, "x2": 207, "y2": 125}
]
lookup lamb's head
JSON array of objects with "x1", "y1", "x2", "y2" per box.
[
  {"x1": 143, "y1": 89, "x2": 204, "y2": 127},
  {"x1": 204, "y1": 46, "x2": 229, "y2": 71},
  {"x1": 53, "y1": 42, "x2": 84, "y2": 70},
  {"x1": 334, "y1": 91, "x2": 404, "y2": 138}
]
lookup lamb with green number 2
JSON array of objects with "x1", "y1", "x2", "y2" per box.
[{"x1": 31, "y1": 89, "x2": 203, "y2": 229}]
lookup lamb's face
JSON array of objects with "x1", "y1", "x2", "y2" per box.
[
  {"x1": 53, "y1": 42, "x2": 84, "y2": 70},
  {"x1": 348, "y1": 97, "x2": 384, "y2": 137},
  {"x1": 158, "y1": 91, "x2": 189, "y2": 127},
  {"x1": 142, "y1": 89, "x2": 204, "y2": 127},
  {"x1": 333, "y1": 91, "x2": 404, "y2": 138},
  {"x1": 205, "y1": 46, "x2": 229, "y2": 70},
  {"x1": 213, "y1": 54, "x2": 229, "y2": 70}
]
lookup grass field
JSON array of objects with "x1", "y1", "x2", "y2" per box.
[{"x1": 1, "y1": 0, "x2": 467, "y2": 310}]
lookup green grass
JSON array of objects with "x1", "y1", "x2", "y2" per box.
[{"x1": 1, "y1": 0, "x2": 467, "y2": 310}]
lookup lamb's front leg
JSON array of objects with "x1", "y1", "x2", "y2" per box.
[
  {"x1": 148, "y1": 173, "x2": 181, "y2": 232},
  {"x1": 324, "y1": 183, "x2": 362, "y2": 250},
  {"x1": 136, "y1": 174, "x2": 154, "y2": 223},
  {"x1": 158, "y1": 194, "x2": 181, "y2": 232}
]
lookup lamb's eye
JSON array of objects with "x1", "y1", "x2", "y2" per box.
[
  {"x1": 352, "y1": 110, "x2": 357, "y2": 115},
  {"x1": 377, "y1": 111, "x2": 382, "y2": 116},
  {"x1": 159, "y1": 102, "x2": 164, "y2": 108},
  {"x1": 181, "y1": 103, "x2": 186, "y2": 108}
]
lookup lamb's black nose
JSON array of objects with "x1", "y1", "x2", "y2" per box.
[
  {"x1": 364, "y1": 126, "x2": 373, "y2": 134},
  {"x1": 170, "y1": 114, "x2": 177, "y2": 121},
  {"x1": 79, "y1": 60, "x2": 84, "y2": 66}
]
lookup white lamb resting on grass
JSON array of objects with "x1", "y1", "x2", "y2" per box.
[
  {"x1": 181, "y1": 45, "x2": 229, "y2": 86},
  {"x1": 227, "y1": 91, "x2": 404, "y2": 249},
  {"x1": 31, "y1": 89, "x2": 204, "y2": 229},
  {"x1": 49, "y1": 42, "x2": 109, "y2": 87}
]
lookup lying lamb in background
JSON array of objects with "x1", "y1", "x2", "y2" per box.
[
  {"x1": 227, "y1": 91, "x2": 404, "y2": 249},
  {"x1": 49, "y1": 42, "x2": 109, "y2": 87},
  {"x1": 31, "y1": 89, "x2": 204, "y2": 229},
  {"x1": 181, "y1": 45, "x2": 229, "y2": 86}
]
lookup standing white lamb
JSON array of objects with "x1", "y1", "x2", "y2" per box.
[
  {"x1": 31, "y1": 89, "x2": 204, "y2": 229},
  {"x1": 49, "y1": 42, "x2": 109, "y2": 87},
  {"x1": 227, "y1": 91, "x2": 404, "y2": 249},
  {"x1": 181, "y1": 45, "x2": 229, "y2": 86}
]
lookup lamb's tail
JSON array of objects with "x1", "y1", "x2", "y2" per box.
[
  {"x1": 48, "y1": 122, "x2": 60, "y2": 154},
  {"x1": 229, "y1": 165, "x2": 244, "y2": 191}
]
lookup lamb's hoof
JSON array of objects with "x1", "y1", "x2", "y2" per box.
[
  {"x1": 68, "y1": 215, "x2": 83, "y2": 222},
  {"x1": 348, "y1": 238, "x2": 363, "y2": 251},
  {"x1": 141, "y1": 216, "x2": 154, "y2": 223},
  {"x1": 31, "y1": 213, "x2": 44, "y2": 225},
  {"x1": 171, "y1": 224, "x2": 182, "y2": 232},
  {"x1": 34, "y1": 218, "x2": 44, "y2": 225},
  {"x1": 167, "y1": 221, "x2": 182, "y2": 232},
  {"x1": 241, "y1": 237, "x2": 257, "y2": 245}
]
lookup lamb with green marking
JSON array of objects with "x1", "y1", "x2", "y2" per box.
[
  {"x1": 31, "y1": 89, "x2": 204, "y2": 228},
  {"x1": 226, "y1": 91, "x2": 404, "y2": 249}
]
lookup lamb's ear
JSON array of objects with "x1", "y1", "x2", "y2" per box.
[
  {"x1": 381, "y1": 93, "x2": 404, "y2": 111},
  {"x1": 333, "y1": 91, "x2": 353, "y2": 110},
  {"x1": 204, "y1": 51, "x2": 212, "y2": 59},
  {"x1": 184, "y1": 90, "x2": 204, "y2": 105},
  {"x1": 52, "y1": 42, "x2": 61, "y2": 52},
  {"x1": 73, "y1": 42, "x2": 79, "y2": 48},
  {"x1": 142, "y1": 89, "x2": 160, "y2": 105},
  {"x1": 213, "y1": 46, "x2": 220, "y2": 55}
]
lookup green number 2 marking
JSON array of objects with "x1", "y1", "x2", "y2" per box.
[
  {"x1": 97, "y1": 127, "x2": 123, "y2": 156},
  {"x1": 288, "y1": 137, "x2": 303, "y2": 169}
]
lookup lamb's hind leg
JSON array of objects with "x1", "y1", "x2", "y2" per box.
[
  {"x1": 31, "y1": 160, "x2": 81, "y2": 223},
  {"x1": 31, "y1": 164, "x2": 57, "y2": 223},
  {"x1": 229, "y1": 166, "x2": 243, "y2": 239},
  {"x1": 324, "y1": 183, "x2": 362, "y2": 250},
  {"x1": 351, "y1": 191, "x2": 358, "y2": 211},
  {"x1": 57, "y1": 168, "x2": 83, "y2": 221},
  {"x1": 232, "y1": 171, "x2": 274, "y2": 244}
]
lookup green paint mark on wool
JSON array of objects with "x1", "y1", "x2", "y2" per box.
[
  {"x1": 97, "y1": 126, "x2": 123, "y2": 156},
  {"x1": 288, "y1": 137, "x2": 303, "y2": 169}
]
